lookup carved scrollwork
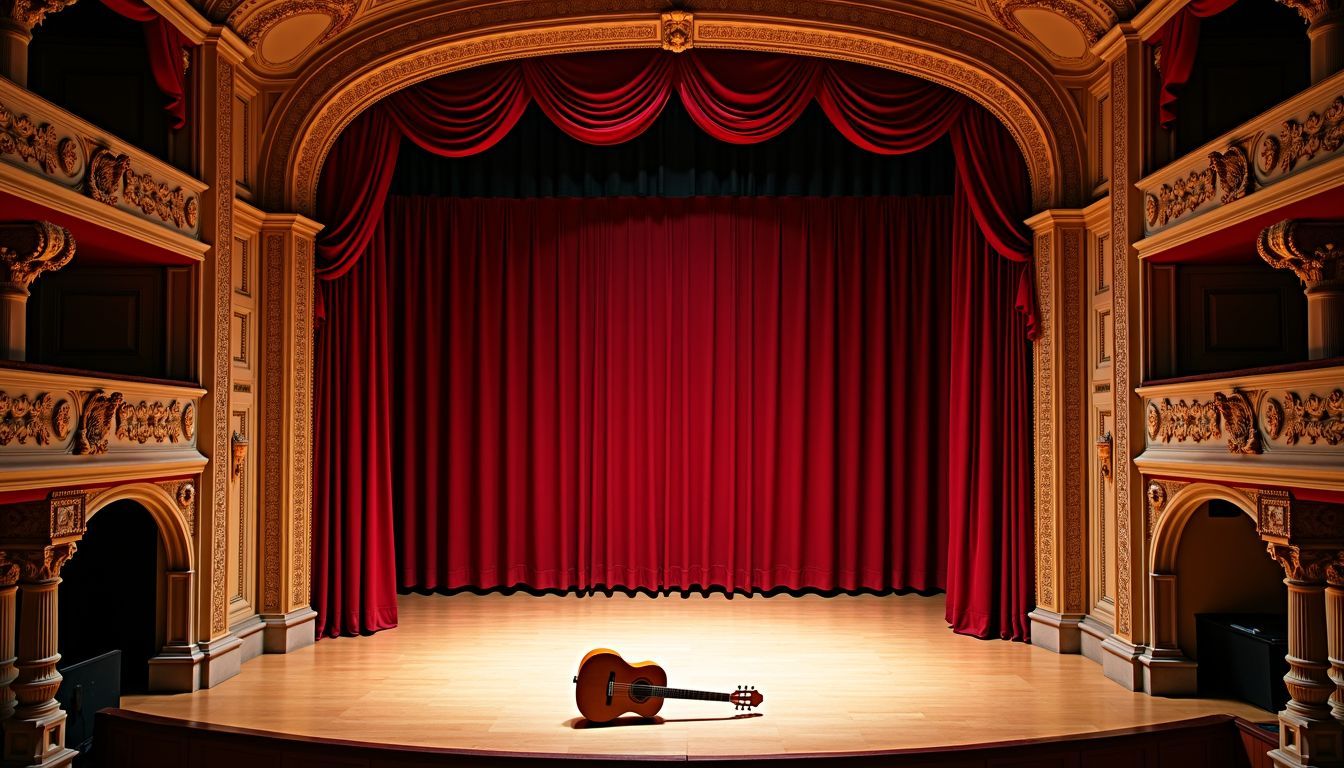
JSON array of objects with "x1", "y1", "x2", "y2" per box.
[
  {"x1": 4, "y1": 0, "x2": 79, "y2": 28},
  {"x1": 1272, "y1": 96, "x2": 1344, "y2": 175},
  {"x1": 86, "y1": 147, "x2": 199, "y2": 229},
  {"x1": 1208, "y1": 145, "x2": 1249, "y2": 204},
  {"x1": 1146, "y1": 166, "x2": 1216, "y2": 228},
  {"x1": 0, "y1": 103, "x2": 71, "y2": 177},
  {"x1": 74, "y1": 391, "x2": 124, "y2": 455},
  {"x1": 1271, "y1": 390, "x2": 1344, "y2": 446},
  {"x1": 661, "y1": 10, "x2": 693, "y2": 52},
  {"x1": 7, "y1": 544, "x2": 78, "y2": 582},
  {"x1": 1213, "y1": 391, "x2": 1261, "y2": 455},
  {"x1": 115, "y1": 399, "x2": 186, "y2": 444},
  {"x1": 1148, "y1": 397, "x2": 1221, "y2": 444},
  {"x1": 0, "y1": 392, "x2": 70, "y2": 446},
  {"x1": 0, "y1": 220, "x2": 75, "y2": 293},
  {"x1": 1256, "y1": 219, "x2": 1344, "y2": 284}
]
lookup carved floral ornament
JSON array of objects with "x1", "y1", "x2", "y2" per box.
[
  {"x1": 87, "y1": 148, "x2": 200, "y2": 230},
  {"x1": 0, "y1": 102, "x2": 79, "y2": 177},
  {"x1": 72, "y1": 391, "x2": 198, "y2": 454},
  {"x1": 0, "y1": 392, "x2": 72, "y2": 446},
  {"x1": 1144, "y1": 144, "x2": 1248, "y2": 229},
  {"x1": 1259, "y1": 95, "x2": 1344, "y2": 176},
  {"x1": 1213, "y1": 391, "x2": 1261, "y2": 455},
  {"x1": 1147, "y1": 397, "x2": 1221, "y2": 444},
  {"x1": 1264, "y1": 389, "x2": 1344, "y2": 446}
]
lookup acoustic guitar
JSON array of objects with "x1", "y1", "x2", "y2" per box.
[{"x1": 573, "y1": 648, "x2": 764, "y2": 723}]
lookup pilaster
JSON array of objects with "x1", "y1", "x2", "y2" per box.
[
  {"x1": 1025, "y1": 209, "x2": 1089, "y2": 654},
  {"x1": 193, "y1": 27, "x2": 248, "y2": 686},
  {"x1": 1097, "y1": 25, "x2": 1151, "y2": 689},
  {"x1": 257, "y1": 214, "x2": 320, "y2": 653}
]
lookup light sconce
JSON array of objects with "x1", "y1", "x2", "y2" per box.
[
  {"x1": 231, "y1": 432, "x2": 248, "y2": 478},
  {"x1": 1097, "y1": 432, "x2": 1113, "y2": 481}
]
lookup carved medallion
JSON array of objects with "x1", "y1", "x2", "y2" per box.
[
  {"x1": 1208, "y1": 146, "x2": 1249, "y2": 204},
  {"x1": 1271, "y1": 390, "x2": 1344, "y2": 446},
  {"x1": 661, "y1": 10, "x2": 693, "y2": 52},
  {"x1": 87, "y1": 148, "x2": 130, "y2": 205},
  {"x1": 182, "y1": 401, "x2": 197, "y2": 441},
  {"x1": 1259, "y1": 134, "x2": 1280, "y2": 173},
  {"x1": 1258, "y1": 489, "x2": 1290, "y2": 539},
  {"x1": 1213, "y1": 391, "x2": 1261, "y2": 455},
  {"x1": 74, "y1": 391, "x2": 124, "y2": 455},
  {"x1": 1149, "y1": 397, "x2": 1221, "y2": 444}
]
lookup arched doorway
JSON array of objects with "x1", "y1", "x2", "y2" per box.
[{"x1": 1144, "y1": 483, "x2": 1286, "y2": 706}]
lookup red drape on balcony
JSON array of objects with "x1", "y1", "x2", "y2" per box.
[
  {"x1": 100, "y1": 0, "x2": 193, "y2": 129},
  {"x1": 311, "y1": 49, "x2": 1036, "y2": 643},
  {"x1": 1149, "y1": 0, "x2": 1239, "y2": 129}
]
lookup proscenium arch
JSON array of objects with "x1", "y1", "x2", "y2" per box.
[
  {"x1": 258, "y1": 2, "x2": 1087, "y2": 215},
  {"x1": 1149, "y1": 482, "x2": 1259, "y2": 576}
]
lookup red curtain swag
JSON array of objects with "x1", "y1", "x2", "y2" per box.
[
  {"x1": 100, "y1": 0, "x2": 194, "y2": 129},
  {"x1": 1150, "y1": 0, "x2": 1239, "y2": 129},
  {"x1": 313, "y1": 195, "x2": 1033, "y2": 641},
  {"x1": 315, "y1": 49, "x2": 1037, "y2": 339}
]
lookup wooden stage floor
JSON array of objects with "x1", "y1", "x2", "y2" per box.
[{"x1": 121, "y1": 592, "x2": 1270, "y2": 759}]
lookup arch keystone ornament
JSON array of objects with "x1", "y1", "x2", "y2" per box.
[{"x1": 661, "y1": 11, "x2": 692, "y2": 52}]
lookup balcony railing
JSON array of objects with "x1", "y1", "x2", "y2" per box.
[
  {"x1": 0, "y1": 362, "x2": 207, "y2": 493},
  {"x1": 1134, "y1": 360, "x2": 1344, "y2": 491},
  {"x1": 0, "y1": 78, "x2": 207, "y2": 250}
]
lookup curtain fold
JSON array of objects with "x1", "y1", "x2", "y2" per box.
[
  {"x1": 1150, "y1": 0, "x2": 1239, "y2": 129},
  {"x1": 99, "y1": 0, "x2": 193, "y2": 129},
  {"x1": 313, "y1": 50, "x2": 1037, "y2": 334}
]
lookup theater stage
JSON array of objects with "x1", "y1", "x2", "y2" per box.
[{"x1": 117, "y1": 593, "x2": 1269, "y2": 761}]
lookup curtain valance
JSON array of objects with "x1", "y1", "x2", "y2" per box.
[{"x1": 315, "y1": 49, "x2": 1038, "y2": 338}]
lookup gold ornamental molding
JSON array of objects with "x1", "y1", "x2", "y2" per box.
[
  {"x1": 661, "y1": 10, "x2": 692, "y2": 52},
  {"x1": 1264, "y1": 389, "x2": 1344, "y2": 446},
  {"x1": 232, "y1": 0, "x2": 359, "y2": 48},
  {"x1": 87, "y1": 148, "x2": 201, "y2": 232},
  {"x1": 1257, "y1": 219, "x2": 1344, "y2": 284},
  {"x1": 0, "y1": 220, "x2": 74, "y2": 294},
  {"x1": 985, "y1": 0, "x2": 1117, "y2": 47},
  {"x1": 1146, "y1": 397, "x2": 1220, "y2": 445},
  {"x1": 0, "y1": 392, "x2": 70, "y2": 446},
  {"x1": 0, "y1": 101, "x2": 78, "y2": 178},
  {"x1": 259, "y1": 2, "x2": 1086, "y2": 215}
]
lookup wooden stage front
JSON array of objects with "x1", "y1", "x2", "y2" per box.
[{"x1": 113, "y1": 593, "x2": 1273, "y2": 764}]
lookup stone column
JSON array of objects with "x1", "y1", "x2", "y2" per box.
[
  {"x1": 1267, "y1": 544, "x2": 1344, "y2": 768},
  {"x1": 1328, "y1": 555, "x2": 1344, "y2": 725},
  {"x1": 1, "y1": 545, "x2": 76, "y2": 768},
  {"x1": 1259, "y1": 220, "x2": 1344, "y2": 360},
  {"x1": 0, "y1": 222, "x2": 75, "y2": 362},
  {"x1": 1279, "y1": 1, "x2": 1344, "y2": 83},
  {"x1": 0, "y1": 558, "x2": 15, "y2": 723},
  {"x1": 256, "y1": 215, "x2": 320, "y2": 653}
]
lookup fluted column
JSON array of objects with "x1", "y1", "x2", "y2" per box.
[
  {"x1": 1268, "y1": 544, "x2": 1344, "y2": 768},
  {"x1": 0, "y1": 222, "x2": 75, "y2": 362},
  {"x1": 1, "y1": 545, "x2": 76, "y2": 768},
  {"x1": 1328, "y1": 556, "x2": 1344, "y2": 725},
  {"x1": 0, "y1": 557, "x2": 16, "y2": 723}
]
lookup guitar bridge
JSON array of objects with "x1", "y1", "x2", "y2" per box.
[{"x1": 606, "y1": 672, "x2": 615, "y2": 705}]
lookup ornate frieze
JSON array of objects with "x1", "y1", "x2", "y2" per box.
[
  {"x1": 1146, "y1": 398, "x2": 1221, "y2": 444},
  {"x1": 115, "y1": 399, "x2": 189, "y2": 444},
  {"x1": 1266, "y1": 390, "x2": 1344, "y2": 445},
  {"x1": 1144, "y1": 166, "x2": 1215, "y2": 229},
  {"x1": 0, "y1": 392, "x2": 68, "y2": 446},
  {"x1": 1264, "y1": 96, "x2": 1344, "y2": 176},
  {"x1": 87, "y1": 147, "x2": 201, "y2": 231},
  {"x1": 0, "y1": 102, "x2": 77, "y2": 177}
]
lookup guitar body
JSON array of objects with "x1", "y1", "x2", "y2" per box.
[{"x1": 574, "y1": 648, "x2": 668, "y2": 723}]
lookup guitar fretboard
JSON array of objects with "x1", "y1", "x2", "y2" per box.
[{"x1": 647, "y1": 686, "x2": 731, "y2": 702}]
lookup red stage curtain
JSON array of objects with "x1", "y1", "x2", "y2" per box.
[
  {"x1": 314, "y1": 194, "x2": 1031, "y2": 640},
  {"x1": 100, "y1": 0, "x2": 193, "y2": 129},
  {"x1": 312, "y1": 50, "x2": 1038, "y2": 334},
  {"x1": 1150, "y1": 0, "x2": 1239, "y2": 129}
]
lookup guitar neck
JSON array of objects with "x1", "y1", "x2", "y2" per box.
[{"x1": 649, "y1": 686, "x2": 731, "y2": 702}]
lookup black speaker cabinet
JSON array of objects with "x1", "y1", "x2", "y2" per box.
[
  {"x1": 55, "y1": 649, "x2": 121, "y2": 756},
  {"x1": 1196, "y1": 613, "x2": 1288, "y2": 713}
]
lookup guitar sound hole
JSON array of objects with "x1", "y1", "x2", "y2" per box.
[{"x1": 628, "y1": 679, "x2": 652, "y2": 702}]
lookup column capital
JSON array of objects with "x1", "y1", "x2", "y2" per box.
[
  {"x1": 0, "y1": 554, "x2": 15, "y2": 588},
  {"x1": 1259, "y1": 219, "x2": 1344, "y2": 286},
  {"x1": 0, "y1": 221, "x2": 74, "y2": 297},
  {"x1": 1268, "y1": 542, "x2": 1338, "y2": 583},
  {"x1": 0, "y1": 0, "x2": 77, "y2": 32},
  {"x1": 1276, "y1": 0, "x2": 1343, "y2": 26},
  {"x1": 1327, "y1": 551, "x2": 1344, "y2": 586}
]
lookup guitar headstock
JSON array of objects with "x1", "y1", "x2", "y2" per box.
[{"x1": 731, "y1": 685, "x2": 763, "y2": 710}]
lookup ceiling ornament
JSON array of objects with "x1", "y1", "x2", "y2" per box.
[
  {"x1": 985, "y1": 0, "x2": 1130, "y2": 49},
  {"x1": 232, "y1": 0, "x2": 358, "y2": 48}
]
